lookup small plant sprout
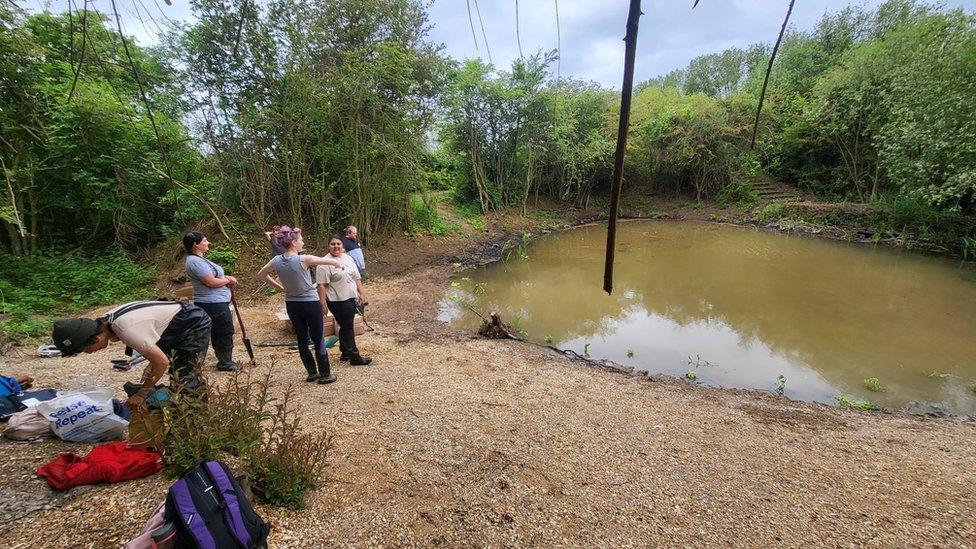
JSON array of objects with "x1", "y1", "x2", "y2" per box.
[
  {"x1": 925, "y1": 370, "x2": 951, "y2": 379},
  {"x1": 626, "y1": 349, "x2": 635, "y2": 358},
  {"x1": 583, "y1": 343, "x2": 590, "y2": 357},
  {"x1": 776, "y1": 374, "x2": 786, "y2": 396},
  {"x1": 473, "y1": 282, "x2": 487, "y2": 295},
  {"x1": 685, "y1": 370, "x2": 698, "y2": 381},
  {"x1": 450, "y1": 281, "x2": 461, "y2": 288},
  {"x1": 863, "y1": 378, "x2": 884, "y2": 392},
  {"x1": 835, "y1": 395, "x2": 878, "y2": 411},
  {"x1": 969, "y1": 381, "x2": 976, "y2": 395},
  {"x1": 544, "y1": 335, "x2": 554, "y2": 345}
]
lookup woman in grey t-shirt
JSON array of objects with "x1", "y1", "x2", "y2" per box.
[
  {"x1": 183, "y1": 231, "x2": 242, "y2": 372},
  {"x1": 256, "y1": 226, "x2": 344, "y2": 384}
]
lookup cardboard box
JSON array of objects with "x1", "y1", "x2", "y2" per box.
[{"x1": 277, "y1": 308, "x2": 365, "y2": 336}]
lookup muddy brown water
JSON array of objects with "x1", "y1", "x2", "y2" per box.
[{"x1": 440, "y1": 221, "x2": 976, "y2": 414}]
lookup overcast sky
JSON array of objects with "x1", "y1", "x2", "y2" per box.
[{"x1": 22, "y1": 0, "x2": 976, "y2": 87}]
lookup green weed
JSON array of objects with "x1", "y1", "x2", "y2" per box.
[
  {"x1": 626, "y1": 349, "x2": 635, "y2": 358},
  {"x1": 835, "y1": 395, "x2": 879, "y2": 411},
  {"x1": 776, "y1": 374, "x2": 787, "y2": 396},
  {"x1": 544, "y1": 335, "x2": 554, "y2": 345},
  {"x1": 755, "y1": 202, "x2": 785, "y2": 224},
  {"x1": 716, "y1": 182, "x2": 759, "y2": 209},
  {"x1": 685, "y1": 370, "x2": 698, "y2": 381},
  {"x1": 206, "y1": 247, "x2": 238, "y2": 273},
  {"x1": 863, "y1": 378, "x2": 884, "y2": 392}
]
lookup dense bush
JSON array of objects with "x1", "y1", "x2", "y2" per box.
[
  {"x1": 626, "y1": 88, "x2": 751, "y2": 199},
  {"x1": 0, "y1": 252, "x2": 154, "y2": 341}
]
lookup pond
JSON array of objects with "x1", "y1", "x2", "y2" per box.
[{"x1": 440, "y1": 221, "x2": 976, "y2": 415}]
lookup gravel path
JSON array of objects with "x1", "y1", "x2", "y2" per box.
[{"x1": 1, "y1": 265, "x2": 974, "y2": 547}]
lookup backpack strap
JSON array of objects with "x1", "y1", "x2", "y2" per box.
[
  {"x1": 169, "y1": 478, "x2": 218, "y2": 549},
  {"x1": 204, "y1": 461, "x2": 253, "y2": 548},
  {"x1": 106, "y1": 301, "x2": 176, "y2": 324}
]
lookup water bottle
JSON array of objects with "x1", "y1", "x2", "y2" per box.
[{"x1": 68, "y1": 373, "x2": 94, "y2": 390}]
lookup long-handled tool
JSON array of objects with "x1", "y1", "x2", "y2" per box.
[
  {"x1": 230, "y1": 287, "x2": 256, "y2": 364},
  {"x1": 356, "y1": 299, "x2": 375, "y2": 332}
]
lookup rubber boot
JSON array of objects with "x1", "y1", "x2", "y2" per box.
[
  {"x1": 215, "y1": 348, "x2": 243, "y2": 372},
  {"x1": 317, "y1": 360, "x2": 337, "y2": 384}
]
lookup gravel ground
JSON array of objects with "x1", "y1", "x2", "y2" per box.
[{"x1": 1, "y1": 264, "x2": 974, "y2": 548}]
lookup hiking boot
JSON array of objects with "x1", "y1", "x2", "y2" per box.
[
  {"x1": 217, "y1": 362, "x2": 243, "y2": 372},
  {"x1": 305, "y1": 374, "x2": 321, "y2": 382},
  {"x1": 350, "y1": 355, "x2": 372, "y2": 366},
  {"x1": 339, "y1": 353, "x2": 351, "y2": 362},
  {"x1": 317, "y1": 373, "x2": 337, "y2": 384}
]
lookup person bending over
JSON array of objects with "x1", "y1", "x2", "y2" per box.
[
  {"x1": 257, "y1": 226, "x2": 345, "y2": 384},
  {"x1": 317, "y1": 235, "x2": 371, "y2": 366},
  {"x1": 52, "y1": 300, "x2": 213, "y2": 447}
]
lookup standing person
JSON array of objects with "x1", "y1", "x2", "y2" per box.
[
  {"x1": 51, "y1": 300, "x2": 212, "y2": 447},
  {"x1": 256, "y1": 226, "x2": 345, "y2": 384},
  {"x1": 316, "y1": 235, "x2": 372, "y2": 366},
  {"x1": 340, "y1": 226, "x2": 366, "y2": 278},
  {"x1": 183, "y1": 231, "x2": 242, "y2": 372},
  {"x1": 264, "y1": 224, "x2": 287, "y2": 257}
]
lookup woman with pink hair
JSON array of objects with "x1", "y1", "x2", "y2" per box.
[{"x1": 257, "y1": 226, "x2": 344, "y2": 384}]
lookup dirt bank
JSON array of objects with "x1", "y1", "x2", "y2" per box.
[{"x1": 1, "y1": 208, "x2": 974, "y2": 547}]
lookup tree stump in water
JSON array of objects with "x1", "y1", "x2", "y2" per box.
[{"x1": 478, "y1": 312, "x2": 521, "y2": 340}]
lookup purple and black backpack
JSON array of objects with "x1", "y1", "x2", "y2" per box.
[{"x1": 165, "y1": 460, "x2": 271, "y2": 548}]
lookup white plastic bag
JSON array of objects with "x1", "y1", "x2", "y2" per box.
[{"x1": 36, "y1": 387, "x2": 128, "y2": 442}]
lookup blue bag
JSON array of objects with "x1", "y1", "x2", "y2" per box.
[{"x1": 0, "y1": 375, "x2": 23, "y2": 398}]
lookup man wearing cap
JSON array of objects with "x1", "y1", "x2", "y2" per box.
[{"x1": 52, "y1": 300, "x2": 212, "y2": 410}]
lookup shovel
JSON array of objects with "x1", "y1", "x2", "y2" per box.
[{"x1": 230, "y1": 287, "x2": 256, "y2": 364}]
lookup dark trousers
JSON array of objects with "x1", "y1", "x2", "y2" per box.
[
  {"x1": 327, "y1": 298, "x2": 360, "y2": 357},
  {"x1": 195, "y1": 301, "x2": 235, "y2": 353},
  {"x1": 156, "y1": 303, "x2": 212, "y2": 392},
  {"x1": 285, "y1": 300, "x2": 330, "y2": 376}
]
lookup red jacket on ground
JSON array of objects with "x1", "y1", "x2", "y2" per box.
[{"x1": 37, "y1": 441, "x2": 162, "y2": 491}]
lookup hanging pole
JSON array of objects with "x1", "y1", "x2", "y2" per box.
[
  {"x1": 751, "y1": 0, "x2": 796, "y2": 149},
  {"x1": 603, "y1": 0, "x2": 642, "y2": 295}
]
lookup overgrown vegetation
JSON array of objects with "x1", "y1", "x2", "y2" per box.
[
  {"x1": 163, "y1": 366, "x2": 330, "y2": 508},
  {"x1": 0, "y1": 252, "x2": 153, "y2": 342}
]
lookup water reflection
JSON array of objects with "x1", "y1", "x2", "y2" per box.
[{"x1": 441, "y1": 221, "x2": 976, "y2": 414}]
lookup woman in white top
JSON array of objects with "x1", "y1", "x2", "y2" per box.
[{"x1": 315, "y1": 235, "x2": 371, "y2": 366}]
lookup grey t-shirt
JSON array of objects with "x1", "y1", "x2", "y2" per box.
[
  {"x1": 273, "y1": 254, "x2": 319, "y2": 302},
  {"x1": 185, "y1": 255, "x2": 231, "y2": 304}
]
